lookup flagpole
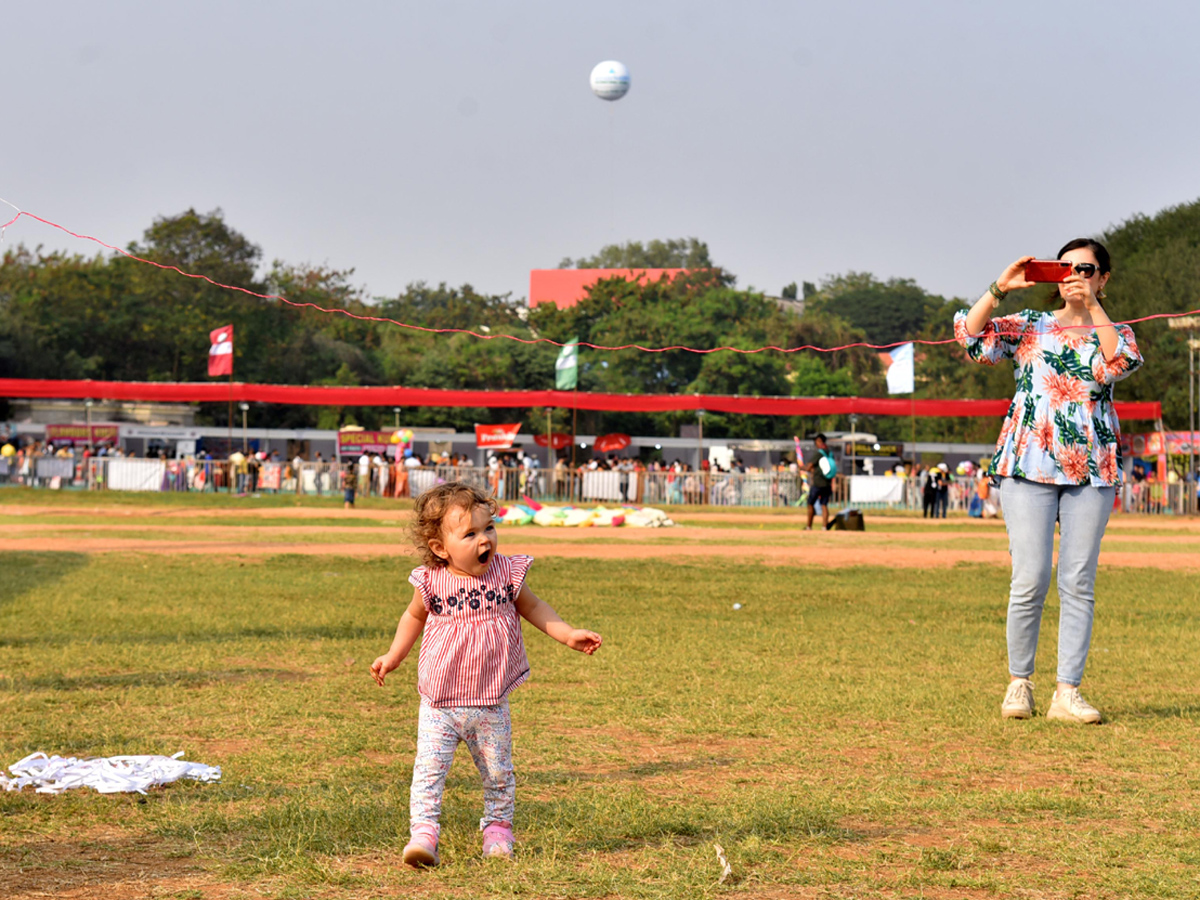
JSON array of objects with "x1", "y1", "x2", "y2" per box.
[
  {"x1": 228, "y1": 366, "x2": 234, "y2": 494},
  {"x1": 571, "y1": 389, "x2": 577, "y2": 470},
  {"x1": 546, "y1": 407, "x2": 553, "y2": 497},
  {"x1": 555, "y1": 339, "x2": 580, "y2": 494},
  {"x1": 910, "y1": 392, "x2": 917, "y2": 471}
]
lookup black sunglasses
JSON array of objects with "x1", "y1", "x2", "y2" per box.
[{"x1": 1072, "y1": 263, "x2": 1100, "y2": 277}]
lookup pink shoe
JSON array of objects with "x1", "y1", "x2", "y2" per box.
[
  {"x1": 482, "y1": 822, "x2": 514, "y2": 860},
  {"x1": 403, "y1": 824, "x2": 440, "y2": 868}
]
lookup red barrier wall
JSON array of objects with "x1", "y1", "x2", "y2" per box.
[{"x1": 0, "y1": 378, "x2": 1163, "y2": 420}]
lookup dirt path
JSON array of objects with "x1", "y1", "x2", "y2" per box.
[
  {"x1": 16, "y1": 522, "x2": 1200, "y2": 546},
  {"x1": 6, "y1": 502, "x2": 1196, "y2": 530},
  {"x1": 5, "y1": 501, "x2": 1197, "y2": 569}
]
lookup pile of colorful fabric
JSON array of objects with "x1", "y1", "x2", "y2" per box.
[{"x1": 497, "y1": 499, "x2": 674, "y2": 528}]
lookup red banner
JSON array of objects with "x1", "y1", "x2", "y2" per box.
[
  {"x1": 0, "y1": 379, "x2": 1163, "y2": 421},
  {"x1": 45, "y1": 424, "x2": 120, "y2": 445},
  {"x1": 593, "y1": 433, "x2": 632, "y2": 453},
  {"x1": 534, "y1": 432, "x2": 572, "y2": 449},
  {"x1": 475, "y1": 424, "x2": 522, "y2": 449}
]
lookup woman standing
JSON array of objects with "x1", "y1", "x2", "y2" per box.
[{"x1": 955, "y1": 239, "x2": 1142, "y2": 724}]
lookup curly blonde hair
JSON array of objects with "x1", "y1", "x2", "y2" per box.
[{"x1": 410, "y1": 482, "x2": 498, "y2": 568}]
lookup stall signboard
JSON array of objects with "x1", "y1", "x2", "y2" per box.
[
  {"x1": 45, "y1": 424, "x2": 120, "y2": 446},
  {"x1": 337, "y1": 431, "x2": 397, "y2": 454},
  {"x1": 1122, "y1": 432, "x2": 1199, "y2": 456},
  {"x1": 475, "y1": 424, "x2": 522, "y2": 449},
  {"x1": 259, "y1": 463, "x2": 282, "y2": 491},
  {"x1": 848, "y1": 442, "x2": 905, "y2": 457}
]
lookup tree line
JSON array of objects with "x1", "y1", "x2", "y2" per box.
[{"x1": 2, "y1": 199, "x2": 1197, "y2": 443}]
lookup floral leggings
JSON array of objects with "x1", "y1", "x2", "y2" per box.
[{"x1": 411, "y1": 699, "x2": 514, "y2": 833}]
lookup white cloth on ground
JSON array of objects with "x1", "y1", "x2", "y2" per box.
[{"x1": 0, "y1": 752, "x2": 221, "y2": 795}]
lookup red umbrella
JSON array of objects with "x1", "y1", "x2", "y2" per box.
[
  {"x1": 593, "y1": 433, "x2": 632, "y2": 453},
  {"x1": 534, "y1": 432, "x2": 573, "y2": 449}
]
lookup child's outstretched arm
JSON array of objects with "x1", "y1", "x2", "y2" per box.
[
  {"x1": 370, "y1": 589, "x2": 429, "y2": 686},
  {"x1": 515, "y1": 583, "x2": 602, "y2": 654}
]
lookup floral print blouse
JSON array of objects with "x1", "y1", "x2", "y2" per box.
[{"x1": 953, "y1": 309, "x2": 1143, "y2": 486}]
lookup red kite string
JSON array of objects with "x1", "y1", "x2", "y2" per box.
[{"x1": 2, "y1": 203, "x2": 1198, "y2": 354}]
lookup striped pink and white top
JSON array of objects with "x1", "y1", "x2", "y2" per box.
[{"x1": 408, "y1": 553, "x2": 533, "y2": 708}]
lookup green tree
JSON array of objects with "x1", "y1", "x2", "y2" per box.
[
  {"x1": 780, "y1": 306, "x2": 883, "y2": 437},
  {"x1": 559, "y1": 238, "x2": 714, "y2": 270},
  {"x1": 907, "y1": 299, "x2": 1010, "y2": 444},
  {"x1": 373, "y1": 281, "x2": 548, "y2": 432},
  {"x1": 787, "y1": 354, "x2": 856, "y2": 397},
  {"x1": 5, "y1": 200, "x2": 1194, "y2": 442},
  {"x1": 1099, "y1": 199, "x2": 1200, "y2": 427},
  {"x1": 119, "y1": 208, "x2": 266, "y2": 382},
  {"x1": 529, "y1": 271, "x2": 794, "y2": 436},
  {"x1": 0, "y1": 246, "x2": 122, "y2": 380},
  {"x1": 806, "y1": 272, "x2": 937, "y2": 346}
]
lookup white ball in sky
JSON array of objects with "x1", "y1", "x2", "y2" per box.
[{"x1": 590, "y1": 60, "x2": 630, "y2": 101}]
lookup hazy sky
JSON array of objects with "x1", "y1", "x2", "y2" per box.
[{"x1": 5, "y1": 2, "x2": 1199, "y2": 307}]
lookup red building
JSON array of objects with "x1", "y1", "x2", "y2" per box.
[{"x1": 528, "y1": 269, "x2": 689, "y2": 309}]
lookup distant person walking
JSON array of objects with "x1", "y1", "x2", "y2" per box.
[
  {"x1": 956, "y1": 238, "x2": 1142, "y2": 725},
  {"x1": 803, "y1": 433, "x2": 837, "y2": 531}
]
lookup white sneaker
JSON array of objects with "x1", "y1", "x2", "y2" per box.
[
  {"x1": 1001, "y1": 678, "x2": 1035, "y2": 719},
  {"x1": 1046, "y1": 686, "x2": 1102, "y2": 725}
]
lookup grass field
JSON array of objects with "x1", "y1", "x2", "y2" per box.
[{"x1": 2, "y1": 490, "x2": 1199, "y2": 899}]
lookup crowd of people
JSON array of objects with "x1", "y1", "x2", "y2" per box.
[
  {"x1": 0, "y1": 439, "x2": 143, "y2": 487},
  {"x1": 909, "y1": 461, "x2": 1001, "y2": 519},
  {"x1": 1126, "y1": 463, "x2": 1191, "y2": 514},
  {"x1": 1, "y1": 432, "x2": 1196, "y2": 516}
]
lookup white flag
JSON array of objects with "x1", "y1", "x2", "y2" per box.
[
  {"x1": 555, "y1": 338, "x2": 578, "y2": 390},
  {"x1": 884, "y1": 342, "x2": 914, "y2": 394}
]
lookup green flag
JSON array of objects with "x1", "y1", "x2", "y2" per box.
[{"x1": 555, "y1": 338, "x2": 578, "y2": 390}]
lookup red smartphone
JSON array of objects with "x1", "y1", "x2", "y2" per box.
[{"x1": 1024, "y1": 259, "x2": 1072, "y2": 283}]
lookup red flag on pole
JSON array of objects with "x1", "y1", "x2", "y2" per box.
[{"x1": 208, "y1": 325, "x2": 234, "y2": 377}]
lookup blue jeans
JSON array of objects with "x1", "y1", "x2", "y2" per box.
[{"x1": 1000, "y1": 477, "x2": 1114, "y2": 686}]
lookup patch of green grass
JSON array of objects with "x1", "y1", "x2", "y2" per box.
[
  {"x1": 0, "y1": 483, "x2": 414, "y2": 512},
  {"x1": 2, "y1": 544, "x2": 1199, "y2": 898},
  {"x1": 7, "y1": 514, "x2": 406, "y2": 529}
]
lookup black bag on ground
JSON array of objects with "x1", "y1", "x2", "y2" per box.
[{"x1": 828, "y1": 508, "x2": 865, "y2": 531}]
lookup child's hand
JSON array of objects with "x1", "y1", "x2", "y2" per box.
[
  {"x1": 370, "y1": 654, "x2": 398, "y2": 686},
  {"x1": 566, "y1": 629, "x2": 603, "y2": 655}
]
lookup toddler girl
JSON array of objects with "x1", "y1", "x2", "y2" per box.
[{"x1": 370, "y1": 481, "x2": 602, "y2": 866}]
